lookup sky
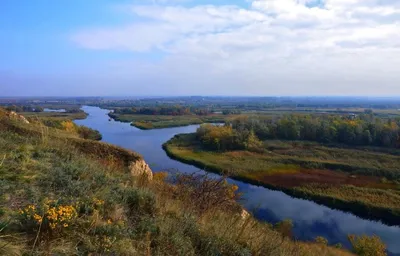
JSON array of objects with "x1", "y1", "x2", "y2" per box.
[{"x1": 1, "y1": 0, "x2": 400, "y2": 97}]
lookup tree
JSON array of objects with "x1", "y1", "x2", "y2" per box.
[
  {"x1": 348, "y1": 234, "x2": 387, "y2": 256},
  {"x1": 244, "y1": 130, "x2": 263, "y2": 152},
  {"x1": 34, "y1": 107, "x2": 44, "y2": 112}
]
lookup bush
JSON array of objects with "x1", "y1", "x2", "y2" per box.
[
  {"x1": 123, "y1": 188, "x2": 156, "y2": 222},
  {"x1": 274, "y1": 219, "x2": 293, "y2": 239},
  {"x1": 315, "y1": 236, "x2": 328, "y2": 245},
  {"x1": 173, "y1": 173, "x2": 241, "y2": 215},
  {"x1": 348, "y1": 234, "x2": 387, "y2": 256}
]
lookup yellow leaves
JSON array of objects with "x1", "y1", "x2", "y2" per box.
[
  {"x1": 94, "y1": 198, "x2": 105, "y2": 207},
  {"x1": 18, "y1": 203, "x2": 77, "y2": 231},
  {"x1": 46, "y1": 205, "x2": 77, "y2": 229},
  {"x1": 60, "y1": 120, "x2": 77, "y2": 133},
  {"x1": 33, "y1": 214, "x2": 43, "y2": 224},
  {"x1": 153, "y1": 172, "x2": 168, "y2": 182}
]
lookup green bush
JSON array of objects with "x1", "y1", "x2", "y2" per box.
[
  {"x1": 123, "y1": 188, "x2": 156, "y2": 221},
  {"x1": 315, "y1": 236, "x2": 329, "y2": 245},
  {"x1": 274, "y1": 219, "x2": 293, "y2": 239},
  {"x1": 348, "y1": 234, "x2": 387, "y2": 256}
]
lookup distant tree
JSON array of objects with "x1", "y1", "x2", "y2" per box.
[
  {"x1": 244, "y1": 130, "x2": 263, "y2": 152},
  {"x1": 34, "y1": 107, "x2": 44, "y2": 112}
]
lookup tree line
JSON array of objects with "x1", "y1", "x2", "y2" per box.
[
  {"x1": 4, "y1": 105, "x2": 83, "y2": 114},
  {"x1": 196, "y1": 113, "x2": 400, "y2": 151},
  {"x1": 113, "y1": 106, "x2": 213, "y2": 116}
]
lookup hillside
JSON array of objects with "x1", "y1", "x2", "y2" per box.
[{"x1": 0, "y1": 108, "x2": 376, "y2": 255}]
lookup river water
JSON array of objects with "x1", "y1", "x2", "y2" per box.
[{"x1": 75, "y1": 106, "x2": 400, "y2": 255}]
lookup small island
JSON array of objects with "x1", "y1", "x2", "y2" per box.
[{"x1": 107, "y1": 105, "x2": 241, "y2": 129}]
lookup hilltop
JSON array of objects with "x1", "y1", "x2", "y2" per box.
[{"x1": 0, "y1": 108, "x2": 380, "y2": 255}]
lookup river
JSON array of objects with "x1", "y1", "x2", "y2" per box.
[{"x1": 75, "y1": 106, "x2": 400, "y2": 255}]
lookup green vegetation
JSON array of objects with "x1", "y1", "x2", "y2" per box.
[
  {"x1": 227, "y1": 114, "x2": 400, "y2": 149},
  {"x1": 163, "y1": 130, "x2": 400, "y2": 225},
  {"x1": 21, "y1": 111, "x2": 101, "y2": 140},
  {"x1": 21, "y1": 110, "x2": 87, "y2": 121},
  {"x1": 113, "y1": 105, "x2": 214, "y2": 116},
  {"x1": 348, "y1": 235, "x2": 387, "y2": 256},
  {"x1": 0, "y1": 108, "x2": 360, "y2": 255},
  {"x1": 109, "y1": 113, "x2": 236, "y2": 130}
]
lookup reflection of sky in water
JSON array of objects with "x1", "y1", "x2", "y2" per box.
[
  {"x1": 44, "y1": 108, "x2": 66, "y2": 112},
  {"x1": 76, "y1": 106, "x2": 400, "y2": 255}
]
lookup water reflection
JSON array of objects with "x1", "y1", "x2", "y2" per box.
[{"x1": 75, "y1": 106, "x2": 400, "y2": 255}]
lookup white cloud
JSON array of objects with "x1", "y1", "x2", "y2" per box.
[{"x1": 71, "y1": 0, "x2": 400, "y2": 95}]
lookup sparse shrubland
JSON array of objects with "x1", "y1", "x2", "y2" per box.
[{"x1": 0, "y1": 108, "x2": 368, "y2": 255}]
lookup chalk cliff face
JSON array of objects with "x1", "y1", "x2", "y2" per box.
[
  {"x1": 8, "y1": 111, "x2": 30, "y2": 124},
  {"x1": 129, "y1": 159, "x2": 153, "y2": 181}
]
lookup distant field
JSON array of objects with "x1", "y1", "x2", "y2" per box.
[
  {"x1": 163, "y1": 134, "x2": 400, "y2": 225},
  {"x1": 109, "y1": 113, "x2": 240, "y2": 129},
  {"x1": 251, "y1": 108, "x2": 400, "y2": 118},
  {"x1": 21, "y1": 111, "x2": 87, "y2": 121}
]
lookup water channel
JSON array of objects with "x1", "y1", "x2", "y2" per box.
[{"x1": 75, "y1": 106, "x2": 400, "y2": 255}]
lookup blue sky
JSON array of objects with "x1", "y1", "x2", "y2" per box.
[{"x1": 1, "y1": 0, "x2": 400, "y2": 96}]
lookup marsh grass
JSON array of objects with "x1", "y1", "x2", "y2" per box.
[{"x1": 163, "y1": 133, "x2": 400, "y2": 225}]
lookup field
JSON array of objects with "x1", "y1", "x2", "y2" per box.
[
  {"x1": 163, "y1": 134, "x2": 400, "y2": 225},
  {"x1": 21, "y1": 111, "x2": 87, "y2": 121},
  {"x1": 0, "y1": 107, "x2": 362, "y2": 255},
  {"x1": 109, "y1": 113, "x2": 239, "y2": 129}
]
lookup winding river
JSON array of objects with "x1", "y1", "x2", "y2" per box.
[{"x1": 75, "y1": 106, "x2": 400, "y2": 255}]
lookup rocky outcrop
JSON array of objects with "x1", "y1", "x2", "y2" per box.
[
  {"x1": 8, "y1": 111, "x2": 30, "y2": 124},
  {"x1": 129, "y1": 159, "x2": 153, "y2": 181},
  {"x1": 240, "y1": 209, "x2": 250, "y2": 220}
]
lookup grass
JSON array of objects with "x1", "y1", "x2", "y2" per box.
[
  {"x1": 109, "y1": 113, "x2": 239, "y2": 129},
  {"x1": 163, "y1": 133, "x2": 400, "y2": 226},
  {"x1": 21, "y1": 111, "x2": 87, "y2": 121},
  {"x1": 0, "y1": 108, "x2": 360, "y2": 255}
]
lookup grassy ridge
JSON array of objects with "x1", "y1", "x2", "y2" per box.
[
  {"x1": 163, "y1": 133, "x2": 400, "y2": 226},
  {"x1": 0, "y1": 109, "x2": 357, "y2": 255}
]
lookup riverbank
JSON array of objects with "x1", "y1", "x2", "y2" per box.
[
  {"x1": 108, "y1": 112, "x2": 236, "y2": 130},
  {"x1": 163, "y1": 133, "x2": 400, "y2": 226},
  {"x1": 0, "y1": 107, "x2": 360, "y2": 255}
]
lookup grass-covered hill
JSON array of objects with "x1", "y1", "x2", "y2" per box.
[{"x1": 0, "y1": 108, "x2": 382, "y2": 255}]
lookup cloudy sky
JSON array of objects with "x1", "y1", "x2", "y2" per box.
[{"x1": 1, "y1": 0, "x2": 400, "y2": 96}]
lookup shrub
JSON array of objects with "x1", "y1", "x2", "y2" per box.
[
  {"x1": 274, "y1": 219, "x2": 293, "y2": 239},
  {"x1": 18, "y1": 201, "x2": 77, "y2": 236},
  {"x1": 315, "y1": 236, "x2": 328, "y2": 245},
  {"x1": 123, "y1": 188, "x2": 156, "y2": 222},
  {"x1": 173, "y1": 173, "x2": 241, "y2": 216},
  {"x1": 335, "y1": 243, "x2": 343, "y2": 249},
  {"x1": 348, "y1": 234, "x2": 387, "y2": 256}
]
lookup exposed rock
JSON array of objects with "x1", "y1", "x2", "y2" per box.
[
  {"x1": 240, "y1": 209, "x2": 250, "y2": 220},
  {"x1": 129, "y1": 159, "x2": 153, "y2": 181},
  {"x1": 8, "y1": 111, "x2": 30, "y2": 124}
]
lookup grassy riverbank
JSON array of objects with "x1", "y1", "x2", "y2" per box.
[
  {"x1": 21, "y1": 110, "x2": 88, "y2": 121},
  {"x1": 163, "y1": 133, "x2": 400, "y2": 226},
  {"x1": 109, "y1": 113, "x2": 238, "y2": 129},
  {"x1": 0, "y1": 108, "x2": 362, "y2": 255}
]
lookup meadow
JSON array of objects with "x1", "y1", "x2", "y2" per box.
[{"x1": 163, "y1": 133, "x2": 400, "y2": 225}]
